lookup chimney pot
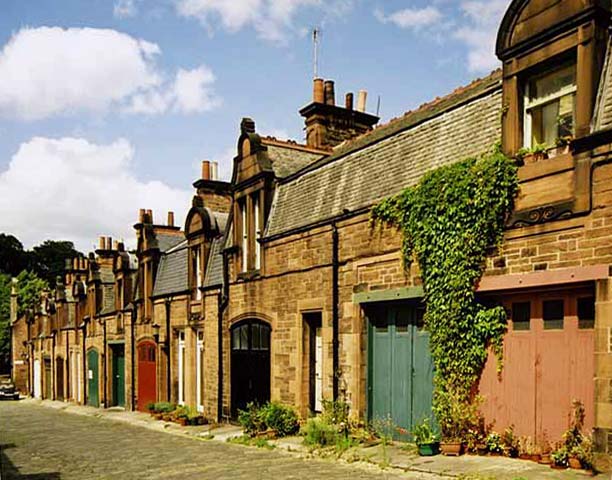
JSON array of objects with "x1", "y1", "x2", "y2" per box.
[
  {"x1": 146, "y1": 209, "x2": 153, "y2": 224},
  {"x1": 167, "y1": 211, "x2": 175, "y2": 227},
  {"x1": 113, "y1": 240, "x2": 119, "y2": 250},
  {"x1": 201, "y1": 160, "x2": 211, "y2": 181},
  {"x1": 118, "y1": 242, "x2": 125, "y2": 252},
  {"x1": 139, "y1": 208, "x2": 145, "y2": 223},
  {"x1": 211, "y1": 161, "x2": 218, "y2": 181},
  {"x1": 313, "y1": 78, "x2": 324, "y2": 103},
  {"x1": 106, "y1": 236, "x2": 112, "y2": 251},
  {"x1": 345, "y1": 92, "x2": 354, "y2": 110},
  {"x1": 324, "y1": 80, "x2": 335, "y2": 106},
  {"x1": 357, "y1": 90, "x2": 367, "y2": 112},
  {"x1": 98, "y1": 237, "x2": 105, "y2": 250},
  {"x1": 72, "y1": 258, "x2": 78, "y2": 270}
]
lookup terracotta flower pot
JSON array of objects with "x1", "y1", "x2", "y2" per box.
[
  {"x1": 551, "y1": 464, "x2": 568, "y2": 470},
  {"x1": 440, "y1": 442, "x2": 462, "y2": 456},
  {"x1": 568, "y1": 457, "x2": 581, "y2": 469},
  {"x1": 519, "y1": 453, "x2": 530, "y2": 460},
  {"x1": 538, "y1": 453, "x2": 551, "y2": 464},
  {"x1": 476, "y1": 445, "x2": 487, "y2": 456},
  {"x1": 530, "y1": 454, "x2": 541, "y2": 462}
]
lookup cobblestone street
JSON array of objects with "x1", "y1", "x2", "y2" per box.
[{"x1": 0, "y1": 402, "x2": 426, "y2": 480}]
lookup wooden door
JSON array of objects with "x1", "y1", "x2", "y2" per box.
[
  {"x1": 368, "y1": 305, "x2": 434, "y2": 438},
  {"x1": 137, "y1": 342, "x2": 157, "y2": 411},
  {"x1": 231, "y1": 321, "x2": 270, "y2": 416},
  {"x1": 112, "y1": 345, "x2": 125, "y2": 407},
  {"x1": 87, "y1": 350, "x2": 99, "y2": 407},
  {"x1": 479, "y1": 289, "x2": 595, "y2": 441},
  {"x1": 56, "y1": 357, "x2": 64, "y2": 401},
  {"x1": 44, "y1": 358, "x2": 52, "y2": 399}
]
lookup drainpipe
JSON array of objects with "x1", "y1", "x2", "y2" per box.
[
  {"x1": 81, "y1": 319, "x2": 88, "y2": 405},
  {"x1": 130, "y1": 306, "x2": 136, "y2": 411},
  {"x1": 66, "y1": 330, "x2": 69, "y2": 401},
  {"x1": 165, "y1": 298, "x2": 171, "y2": 402},
  {"x1": 51, "y1": 331, "x2": 56, "y2": 400},
  {"x1": 331, "y1": 222, "x2": 340, "y2": 401},
  {"x1": 218, "y1": 249, "x2": 231, "y2": 423},
  {"x1": 103, "y1": 318, "x2": 107, "y2": 407}
]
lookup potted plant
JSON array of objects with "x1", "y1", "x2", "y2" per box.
[
  {"x1": 529, "y1": 143, "x2": 548, "y2": 163},
  {"x1": 174, "y1": 405, "x2": 190, "y2": 426},
  {"x1": 486, "y1": 432, "x2": 503, "y2": 456},
  {"x1": 538, "y1": 433, "x2": 552, "y2": 464},
  {"x1": 501, "y1": 426, "x2": 519, "y2": 458},
  {"x1": 573, "y1": 438, "x2": 594, "y2": 471},
  {"x1": 518, "y1": 436, "x2": 530, "y2": 460},
  {"x1": 411, "y1": 418, "x2": 440, "y2": 456},
  {"x1": 552, "y1": 136, "x2": 572, "y2": 157},
  {"x1": 551, "y1": 445, "x2": 569, "y2": 470}
]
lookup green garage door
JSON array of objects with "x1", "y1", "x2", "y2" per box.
[{"x1": 367, "y1": 305, "x2": 434, "y2": 437}]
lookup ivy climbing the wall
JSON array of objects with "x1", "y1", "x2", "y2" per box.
[{"x1": 371, "y1": 144, "x2": 519, "y2": 440}]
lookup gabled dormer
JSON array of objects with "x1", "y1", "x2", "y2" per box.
[
  {"x1": 499, "y1": 0, "x2": 610, "y2": 155},
  {"x1": 499, "y1": 0, "x2": 611, "y2": 227}
]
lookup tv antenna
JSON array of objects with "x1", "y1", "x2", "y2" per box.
[{"x1": 313, "y1": 27, "x2": 321, "y2": 78}]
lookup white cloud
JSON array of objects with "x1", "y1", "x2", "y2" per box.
[
  {"x1": 454, "y1": 0, "x2": 510, "y2": 72},
  {"x1": 114, "y1": 0, "x2": 138, "y2": 18},
  {"x1": 0, "y1": 137, "x2": 191, "y2": 251},
  {"x1": 375, "y1": 6, "x2": 442, "y2": 30},
  {"x1": 175, "y1": 0, "x2": 337, "y2": 43},
  {"x1": 0, "y1": 26, "x2": 220, "y2": 120}
]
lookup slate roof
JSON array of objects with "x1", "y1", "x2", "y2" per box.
[
  {"x1": 265, "y1": 71, "x2": 503, "y2": 238},
  {"x1": 99, "y1": 284, "x2": 115, "y2": 316},
  {"x1": 157, "y1": 233, "x2": 184, "y2": 253},
  {"x1": 152, "y1": 240, "x2": 189, "y2": 297},
  {"x1": 263, "y1": 140, "x2": 325, "y2": 179},
  {"x1": 594, "y1": 37, "x2": 612, "y2": 132},
  {"x1": 203, "y1": 212, "x2": 228, "y2": 288}
]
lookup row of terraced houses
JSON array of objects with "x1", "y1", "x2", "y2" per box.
[{"x1": 10, "y1": 0, "x2": 612, "y2": 453}]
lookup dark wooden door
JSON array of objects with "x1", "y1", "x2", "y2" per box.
[
  {"x1": 112, "y1": 345, "x2": 125, "y2": 407},
  {"x1": 137, "y1": 342, "x2": 157, "y2": 411},
  {"x1": 87, "y1": 350, "x2": 99, "y2": 407},
  {"x1": 44, "y1": 358, "x2": 52, "y2": 399},
  {"x1": 231, "y1": 321, "x2": 271, "y2": 416},
  {"x1": 56, "y1": 357, "x2": 64, "y2": 401}
]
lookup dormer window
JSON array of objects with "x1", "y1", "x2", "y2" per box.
[
  {"x1": 254, "y1": 195, "x2": 261, "y2": 270},
  {"x1": 192, "y1": 246, "x2": 202, "y2": 300},
  {"x1": 524, "y1": 61, "x2": 576, "y2": 148},
  {"x1": 240, "y1": 200, "x2": 248, "y2": 272}
]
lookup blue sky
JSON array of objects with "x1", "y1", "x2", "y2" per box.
[{"x1": 0, "y1": 0, "x2": 509, "y2": 251}]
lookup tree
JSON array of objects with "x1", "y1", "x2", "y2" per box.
[
  {"x1": 0, "y1": 234, "x2": 27, "y2": 277},
  {"x1": 0, "y1": 273, "x2": 11, "y2": 371},
  {"x1": 28, "y1": 240, "x2": 82, "y2": 286}
]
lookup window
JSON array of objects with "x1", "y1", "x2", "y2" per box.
[
  {"x1": 254, "y1": 195, "x2": 261, "y2": 270},
  {"x1": 512, "y1": 302, "x2": 531, "y2": 331},
  {"x1": 524, "y1": 62, "x2": 576, "y2": 148},
  {"x1": 240, "y1": 200, "x2": 248, "y2": 272},
  {"x1": 577, "y1": 297, "x2": 595, "y2": 330},
  {"x1": 543, "y1": 299, "x2": 564, "y2": 330},
  {"x1": 192, "y1": 247, "x2": 202, "y2": 300}
]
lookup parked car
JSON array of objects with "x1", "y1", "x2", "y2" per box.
[{"x1": 0, "y1": 375, "x2": 20, "y2": 400}]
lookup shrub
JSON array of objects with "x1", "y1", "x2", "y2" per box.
[
  {"x1": 145, "y1": 402, "x2": 156, "y2": 412},
  {"x1": 486, "y1": 432, "x2": 503, "y2": 454},
  {"x1": 411, "y1": 418, "x2": 439, "y2": 445},
  {"x1": 261, "y1": 402, "x2": 299, "y2": 436},
  {"x1": 238, "y1": 402, "x2": 299, "y2": 437},
  {"x1": 153, "y1": 402, "x2": 176, "y2": 413},
  {"x1": 302, "y1": 417, "x2": 340, "y2": 447},
  {"x1": 501, "y1": 426, "x2": 519, "y2": 457},
  {"x1": 320, "y1": 398, "x2": 349, "y2": 426}
]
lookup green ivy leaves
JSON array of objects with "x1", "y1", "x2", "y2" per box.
[{"x1": 372, "y1": 144, "x2": 518, "y2": 438}]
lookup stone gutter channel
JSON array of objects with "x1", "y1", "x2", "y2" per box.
[{"x1": 24, "y1": 399, "x2": 595, "y2": 479}]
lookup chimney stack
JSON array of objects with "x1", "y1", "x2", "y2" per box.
[
  {"x1": 324, "y1": 80, "x2": 335, "y2": 106},
  {"x1": 345, "y1": 92, "x2": 354, "y2": 110},
  {"x1": 357, "y1": 90, "x2": 367, "y2": 113},
  {"x1": 201, "y1": 160, "x2": 211, "y2": 181},
  {"x1": 313, "y1": 78, "x2": 324, "y2": 103},
  {"x1": 167, "y1": 211, "x2": 175, "y2": 227}
]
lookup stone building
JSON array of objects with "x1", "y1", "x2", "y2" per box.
[{"x1": 11, "y1": 0, "x2": 612, "y2": 454}]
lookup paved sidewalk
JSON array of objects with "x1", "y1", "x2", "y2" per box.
[{"x1": 22, "y1": 399, "x2": 604, "y2": 479}]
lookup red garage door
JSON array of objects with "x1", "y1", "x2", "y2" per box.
[
  {"x1": 479, "y1": 288, "x2": 595, "y2": 442},
  {"x1": 137, "y1": 342, "x2": 157, "y2": 411}
]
